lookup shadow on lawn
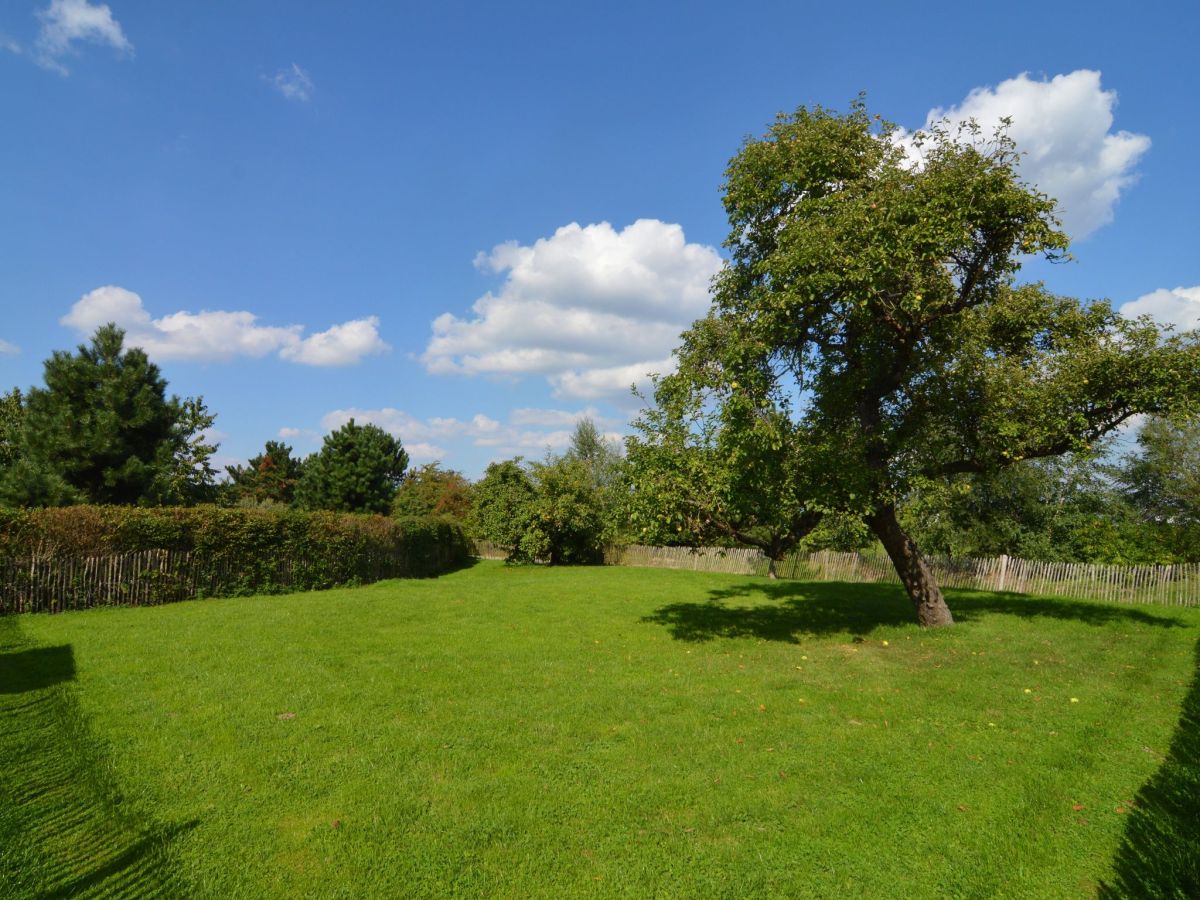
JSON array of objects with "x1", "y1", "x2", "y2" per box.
[
  {"x1": 643, "y1": 580, "x2": 1186, "y2": 643},
  {"x1": 0, "y1": 643, "x2": 75, "y2": 695},
  {"x1": 1099, "y1": 636, "x2": 1200, "y2": 898},
  {"x1": 0, "y1": 617, "x2": 195, "y2": 898}
]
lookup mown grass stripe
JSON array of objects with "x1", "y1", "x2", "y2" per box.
[{"x1": 0, "y1": 617, "x2": 193, "y2": 898}]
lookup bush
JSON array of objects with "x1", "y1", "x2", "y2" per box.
[
  {"x1": 467, "y1": 460, "x2": 537, "y2": 561},
  {"x1": 521, "y1": 457, "x2": 607, "y2": 565},
  {"x1": 0, "y1": 506, "x2": 473, "y2": 609}
]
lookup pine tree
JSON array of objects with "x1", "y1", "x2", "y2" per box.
[
  {"x1": 294, "y1": 420, "x2": 408, "y2": 513},
  {"x1": 4, "y1": 324, "x2": 214, "y2": 506}
]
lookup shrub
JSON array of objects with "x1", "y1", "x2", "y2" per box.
[{"x1": 0, "y1": 506, "x2": 473, "y2": 610}]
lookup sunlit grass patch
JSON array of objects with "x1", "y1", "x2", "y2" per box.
[{"x1": 3, "y1": 562, "x2": 1198, "y2": 897}]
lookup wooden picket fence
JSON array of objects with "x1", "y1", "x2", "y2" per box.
[
  {"x1": 0, "y1": 545, "x2": 465, "y2": 615},
  {"x1": 9, "y1": 542, "x2": 1194, "y2": 612},
  {"x1": 602, "y1": 544, "x2": 764, "y2": 574},
  {"x1": 596, "y1": 545, "x2": 1200, "y2": 607},
  {"x1": 479, "y1": 541, "x2": 1197, "y2": 607},
  {"x1": 0, "y1": 550, "x2": 196, "y2": 613}
]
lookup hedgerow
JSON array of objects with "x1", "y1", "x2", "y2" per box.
[{"x1": 0, "y1": 506, "x2": 472, "y2": 611}]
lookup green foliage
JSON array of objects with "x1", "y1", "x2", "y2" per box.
[
  {"x1": 565, "y1": 419, "x2": 622, "y2": 490},
  {"x1": 655, "y1": 99, "x2": 1200, "y2": 619},
  {"x1": 799, "y1": 512, "x2": 874, "y2": 553},
  {"x1": 467, "y1": 459, "x2": 536, "y2": 561},
  {"x1": 386, "y1": 515, "x2": 475, "y2": 578},
  {"x1": 521, "y1": 456, "x2": 607, "y2": 565},
  {"x1": 899, "y1": 419, "x2": 1200, "y2": 565},
  {"x1": 294, "y1": 419, "x2": 408, "y2": 514},
  {"x1": 148, "y1": 396, "x2": 219, "y2": 506},
  {"x1": 627, "y1": 371, "x2": 822, "y2": 562},
  {"x1": 224, "y1": 440, "x2": 304, "y2": 507},
  {"x1": 1119, "y1": 416, "x2": 1200, "y2": 560},
  {"x1": 391, "y1": 463, "x2": 471, "y2": 521},
  {"x1": 0, "y1": 459, "x2": 81, "y2": 508},
  {"x1": 900, "y1": 450, "x2": 1167, "y2": 564},
  {"x1": 0, "y1": 389, "x2": 23, "y2": 472},
  {"x1": 15, "y1": 325, "x2": 176, "y2": 504},
  {"x1": 0, "y1": 505, "x2": 472, "y2": 607},
  {"x1": 563, "y1": 418, "x2": 626, "y2": 544},
  {"x1": 0, "y1": 325, "x2": 219, "y2": 508},
  {"x1": 470, "y1": 421, "x2": 619, "y2": 565}
]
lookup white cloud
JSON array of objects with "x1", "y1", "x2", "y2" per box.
[
  {"x1": 422, "y1": 219, "x2": 722, "y2": 401},
  {"x1": 471, "y1": 413, "x2": 501, "y2": 433},
  {"x1": 278, "y1": 317, "x2": 389, "y2": 366},
  {"x1": 1119, "y1": 286, "x2": 1200, "y2": 332},
  {"x1": 900, "y1": 71, "x2": 1149, "y2": 240},
  {"x1": 321, "y1": 408, "x2": 491, "y2": 445},
  {"x1": 317, "y1": 406, "x2": 617, "y2": 462},
  {"x1": 267, "y1": 63, "x2": 314, "y2": 102},
  {"x1": 404, "y1": 442, "x2": 447, "y2": 463},
  {"x1": 279, "y1": 427, "x2": 313, "y2": 439},
  {"x1": 509, "y1": 406, "x2": 617, "y2": 428},
  {"x1": 554, "y1": 358, "x2": 676, "y2": 401},
  {"x1": 277, "y1": 427, "x2": 320, "y2": 446},
  {"x1": 1, "y1": 34, "x2": 22, "y2": 55},
  {"x1": 61, "y1": 285, "x2": 390, "y2": 366},
  {"x1": 35, "y1": 0, "x2": 132, "y2": 74},
  {"x1": 0, "y1": 339, "x2": 19, "y2": 355}
]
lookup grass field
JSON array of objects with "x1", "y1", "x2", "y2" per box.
[{"x1": 2, "y1": 561, "x2": 1198, "y2": 898}]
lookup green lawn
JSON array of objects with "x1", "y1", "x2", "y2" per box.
[{"x1": 2, "y1": 562, "x2": 1198, "y2": 898}]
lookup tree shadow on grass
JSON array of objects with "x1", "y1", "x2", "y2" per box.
[
  {"x1": 0, "y1": 644, "x2": 75, "y2": 695},
  {"x1": 643, "y1": 580, "x2": 1187, "y2": 643},
  {"x1": 0, "y1": 617, "x2": 196, "y2": 898},
  {"x1": 1099, "y1": 636, "x2": 1200, "y2": 898}
]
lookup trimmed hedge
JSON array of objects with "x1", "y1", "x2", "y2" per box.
[{"x1": 0, "y1": 506, "x2": 473, "y2": 612}]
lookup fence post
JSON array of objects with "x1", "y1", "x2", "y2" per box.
[{"x1": 996, "y1": 554, "x2": 1009, "y2": 593}]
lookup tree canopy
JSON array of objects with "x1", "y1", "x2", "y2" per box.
[
  {"x1": 0, "y1": 389, "x2": 24, "y2": 473},
  {"x1": 224, "y1": 440, "x2": 305, "y2": 507},
  {"x1": 391, "y1": 462, "x2": 472, "y2": 521},
  {"x1": 468, "y1": 421, "x2": 619, "y2": 564},
  {"x1": 640, "y1": 101, "x2": 1200, "y2": 625},
  {"x1": 148, "y1": 395, "x2": 220, "y2": 506},
  {"x1": 899, "y1": 445, "x2": 1166, "y2": 565},
  {"x1": 521, "y1": 454, "x2": 610, "y2": 565},
  {"x1": 626, "y1": 380, "x2": 821, "y2": 575},
  {"x1": 0, "y1": 324, "x2": 218, "y2": 507},
  {"x1": 1118, "y1": 416, "x2": 1200, "y2": 560},
  {"x1": 468, "y1": 458, "x2": 537, "y2": 560},
  {"x1": 294, "y1": 420, "x2": 408, "y2": 514}
]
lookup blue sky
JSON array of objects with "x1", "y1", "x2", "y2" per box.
[{"x1": 2, "y1": 0, "x2": 1197, "y2": 477}]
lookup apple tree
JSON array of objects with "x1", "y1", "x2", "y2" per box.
[{"x1": 645, "y1": 101, "x2": 1200, "y2": 625}]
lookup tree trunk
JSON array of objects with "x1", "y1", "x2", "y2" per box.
[
  {"x1": 867, "y1": 503, "x2": 954, "y2": 627},
  {"x1": 767, "y1": 557, "x2": 778, "y2": 579}
]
